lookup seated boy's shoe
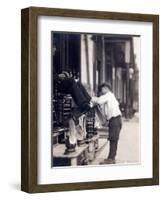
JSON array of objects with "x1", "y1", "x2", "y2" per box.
[
  {"x1": 58, "y1": 71, "x2": 72, "y2": 79},
  {"x1": 54, "y1": 71, "x2": 72, "y2": 82},
  {"x1": 100, "y1": 158, "x2": 116, "y2": 165}
]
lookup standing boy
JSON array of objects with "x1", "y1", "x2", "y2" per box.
[{"x1": 91, "y1": 83, "x2": 122, "y2": 164}]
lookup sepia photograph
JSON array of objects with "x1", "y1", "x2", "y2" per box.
[
  {"x1": 51, "y1": 32, "x2": 140, "y2": 167},
  {"x1": 21, "y1": 7, "x2": 159, "y2": 192}
]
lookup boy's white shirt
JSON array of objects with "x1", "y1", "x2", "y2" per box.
[{"x1": 91, "y1": 91, "x2": 121, "y2": 121}]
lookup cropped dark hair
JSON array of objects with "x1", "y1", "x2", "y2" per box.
[{"x1": 98, "y1": 83, "x2": 112, "y2": 92}]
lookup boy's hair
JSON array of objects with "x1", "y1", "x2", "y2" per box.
[{"x1": 99, "y1": 83, "x2": 112, "y2": 92}]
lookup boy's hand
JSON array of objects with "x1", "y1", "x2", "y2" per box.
[{"x1": 91, "y1": 97, "x2": 99, "y2": 104}]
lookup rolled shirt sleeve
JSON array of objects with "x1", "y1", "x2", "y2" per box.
[
  {"x1": 91, "y1": 92, "x2": 121, "y2": 120},
  {"x1": 91, "y1": 94, "x2": 108, "y2": 105}
]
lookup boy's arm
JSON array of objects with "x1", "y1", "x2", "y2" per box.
[{"x1": 91, "y1": 94, "x2": 108, "y2": 105}]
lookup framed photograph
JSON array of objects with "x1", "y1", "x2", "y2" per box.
[{"x1": 21, "y1": 7, "x2": 159, "y2": 193}]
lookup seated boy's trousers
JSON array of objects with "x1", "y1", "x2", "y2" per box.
[{"x1": 58, "y1": 78, "x2": 91, "y2": 111}]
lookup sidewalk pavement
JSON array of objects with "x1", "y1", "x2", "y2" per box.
[{"x1": 91, "y1": 116, "x2": 140, "y2": 165}]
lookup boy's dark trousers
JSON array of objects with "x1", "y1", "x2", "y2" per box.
[{"x1": 108, "y1": 115, "x2": 122, "y2": 159}]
